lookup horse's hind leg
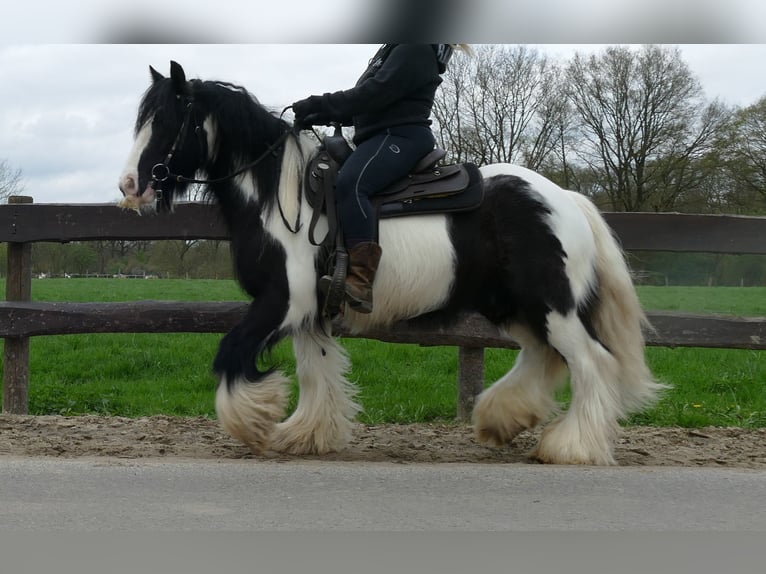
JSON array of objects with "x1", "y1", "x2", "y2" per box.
[
  {"x1": 269, "y1": 329, "x2": 361, "y2": 454},
  {"x1": 474, "y1": 325, "x2": 567, "y2": 446},
  {"x1": 533, "y1": 311, "x2": 623, "y2": 465}
]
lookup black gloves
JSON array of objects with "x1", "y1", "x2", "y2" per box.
[
  {"x1": 293, "y1": 95, "x2": 322, "y2": 118},
  {"x1": 292, "y1": 95, "x2": 328, "y2": 129}
]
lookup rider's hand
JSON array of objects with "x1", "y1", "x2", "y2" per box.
[
  {"x1": 292, "y1": 96, "x2": 323, "y2": 126},
  {"x1": 294, "y1": 113, "x2": 331, "y2": 130}
]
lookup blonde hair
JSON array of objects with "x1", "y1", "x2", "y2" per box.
[{"x1": 452, "y1": 44, "x2": 474, "y2": 56}]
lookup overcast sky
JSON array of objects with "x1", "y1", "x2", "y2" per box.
[{"x1": 2, "y1": 43, "x2": 766, "y2": 205}]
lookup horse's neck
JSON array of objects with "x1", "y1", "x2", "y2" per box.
[
  {"x1": 281, "y1": 133, "x2": 315, "y2": 183},
  {"x1": 271, "y1": 133, "x2": 314, "y2": 225},
  {"x1": 218, "y1": 131, "x2": 313, "y2": 219}
]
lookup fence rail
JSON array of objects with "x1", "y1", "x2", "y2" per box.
[
  {"x1": 2, "y1": 201, "x2": 766, "y2": 253},
  {"x1": 2, "y1": 198, "x2": 765, "y2": 418},
  {"x1": 0, "y1": 302, "x2": 764, "y2": 350}
]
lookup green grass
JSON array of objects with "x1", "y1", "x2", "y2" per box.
[
  {"x1": 29, "y1": 333, "x2": 222, "y2": 417},
  {"x1": 3, "y1": 279, "x2": 247, "y2": 417},
  {"x1": 633, "y1": 286, "x2": 766, "y2": 428},
  {"x1": 0, "y1": 279, "x2": 764, "y2": 427},
  {"x1": 636, "y1": 286, "x2": 766, "y2": 315},
  {"x1": 29, "y1": 278, "x2": 249, "y2": 302},
  {"x1": 636, "y1": 346, "x2": 765, "y2": 427}
]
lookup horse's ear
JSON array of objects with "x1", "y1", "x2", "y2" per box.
[
  {"x1": 169, "y1": 60, "x2": 190, "y2": 96},
  {"x1": 149, "y1": 65, "x2": 164, "y2": 84}
]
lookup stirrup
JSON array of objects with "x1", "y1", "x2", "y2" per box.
[
  {"x1": 319, "y1": 250, "x2": 348, "y2": 318},
  {"x1": 345, "y1": 293, "x2": 373, "y2": 314}
]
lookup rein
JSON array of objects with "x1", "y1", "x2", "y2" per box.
[
  {"x1": 150, "y1": 100, "x2": 293, "y2": 187},
  {"x1": 151, "y1": 130, "x2": 291, "y2": 187},
  {"x1": 150, "y1": 101, "x2": 302, "y2": 234}
]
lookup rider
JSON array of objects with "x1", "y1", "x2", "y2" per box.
[{"x1": 292, "y1": 44, "x2": 460, "y2": 314}]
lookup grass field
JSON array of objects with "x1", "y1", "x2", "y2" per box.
[{"x1": 0, "y1": 279, "x2": 764, "y2": 427}]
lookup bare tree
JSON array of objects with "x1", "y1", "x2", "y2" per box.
[
  {"x1": 718, "y1": 96, "x2": 766, "y2": 213},
  {"x1": 432, "y1": 48, "x2": 472, "y2": 163},
  {"x1": 565, "y1": 45, "x2": 729, "y2": 211},
  {"x1": 0, "y1": 159, "x2": 25, "y2": 202},
  {"x1": 433, "y1": 45, "x2": 565, "y2": 170},
  {"x1": 524, "y1": 65, "x2": 579, "y2": 185}
]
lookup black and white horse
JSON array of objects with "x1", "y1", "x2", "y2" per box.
[{"x1": 119, "y1": 61, "x2": 663, "y2": 465}]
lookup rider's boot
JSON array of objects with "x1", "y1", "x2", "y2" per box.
[{"x1": 344, "y1": 241, "x2": 382, "y2": 314}]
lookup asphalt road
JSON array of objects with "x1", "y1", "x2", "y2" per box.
[{"x1": 1, "y1": 457, "x2": 765, "y2": 531}]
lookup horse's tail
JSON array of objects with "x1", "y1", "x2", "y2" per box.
[{"x1": 572, "y1": 193, "x2": 668, "y2": 414}]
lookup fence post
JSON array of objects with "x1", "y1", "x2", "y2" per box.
[
  {"x1": 456, "y1": 346, "x2": 484, "y2": 422},
  {"x1": 3, "y1": 195, "x2": 33, "y2": 414}
]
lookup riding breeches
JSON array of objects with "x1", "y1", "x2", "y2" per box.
[{"x1": 336, "y1": 125, "x2": 435, "y2": 248}]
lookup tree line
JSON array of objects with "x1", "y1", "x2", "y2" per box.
[
  {"x1": 1, "y1": 241, "x2": 760, "y2": 286},
  {"x1": 430, "y1": 45, "x2": 766, "y2": 287},
  {"x1": 433, "y1": 44, "x2": 765, "y2": 215},
  {"x1": 0, "y1": 240, "x2": 236, "y2": 279}
]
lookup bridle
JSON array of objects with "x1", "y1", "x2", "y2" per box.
[
  {"x1": 148, "y1": 97, "x2": 300, "y2": 232},
  {"x1": 148, "y1": 96, "x2": 206, "y2": 200},
  {"x1": 149, "y1": 97, "x2": 293, "y2": 200}
]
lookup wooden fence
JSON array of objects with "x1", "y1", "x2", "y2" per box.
[{"x1": 1, "y1": 196, "x2": 765, "y2": 419}]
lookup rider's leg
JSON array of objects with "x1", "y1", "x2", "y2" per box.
[{"x1": 335, "y1": 125, "x2": 435, "y2": 313}]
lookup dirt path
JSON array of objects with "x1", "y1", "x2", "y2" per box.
[{"x1": 1, "y1": 415, "x2": 764, "y2": 467}]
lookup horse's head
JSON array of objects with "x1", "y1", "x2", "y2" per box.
[{"x1": 119, "y1": 61, "x2": 208, "y2": 211}]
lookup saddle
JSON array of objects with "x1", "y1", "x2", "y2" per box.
[
  {"x1": 303, "y1": 127, "x2": 484, "y2": 318},
  {"x1": 304, "y1": 130, "x2": 484, "y2": 246}
]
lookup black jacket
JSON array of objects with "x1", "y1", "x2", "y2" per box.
[{"x1": 315, "y1": 44, "x2": 443, "y2": 144}]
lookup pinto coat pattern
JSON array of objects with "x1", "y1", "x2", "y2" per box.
[{"x1": 118, "y1": 62, "x2": 664, "y2": 465}]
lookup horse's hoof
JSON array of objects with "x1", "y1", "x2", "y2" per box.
[
  {"x1": 532, "y1": 419, "x2": 617, "y2": 465},
  {"x1": 530, "y1": 446, "x2": 616, "y2": 466},
  {"x1": 475, "y1": 420, "x2": 526, "y2": 446},
  {"x1": 271, "y1": 419, "x2": 352, "y2": 455},
  {"x1": 215, "y1": 372, "x2": 289, "y2": 455}
]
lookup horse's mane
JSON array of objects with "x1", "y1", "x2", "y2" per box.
[{"x1": 138, "y1": 76, "x2": 300, "y2": 213}]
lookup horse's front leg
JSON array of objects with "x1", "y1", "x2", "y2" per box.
[
  {"x1": 213, "y1": 297, "x2": 290, "y2": 455},
  {"x1": 270, "y1": 328, "x2": 361, "y2": 455}
]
